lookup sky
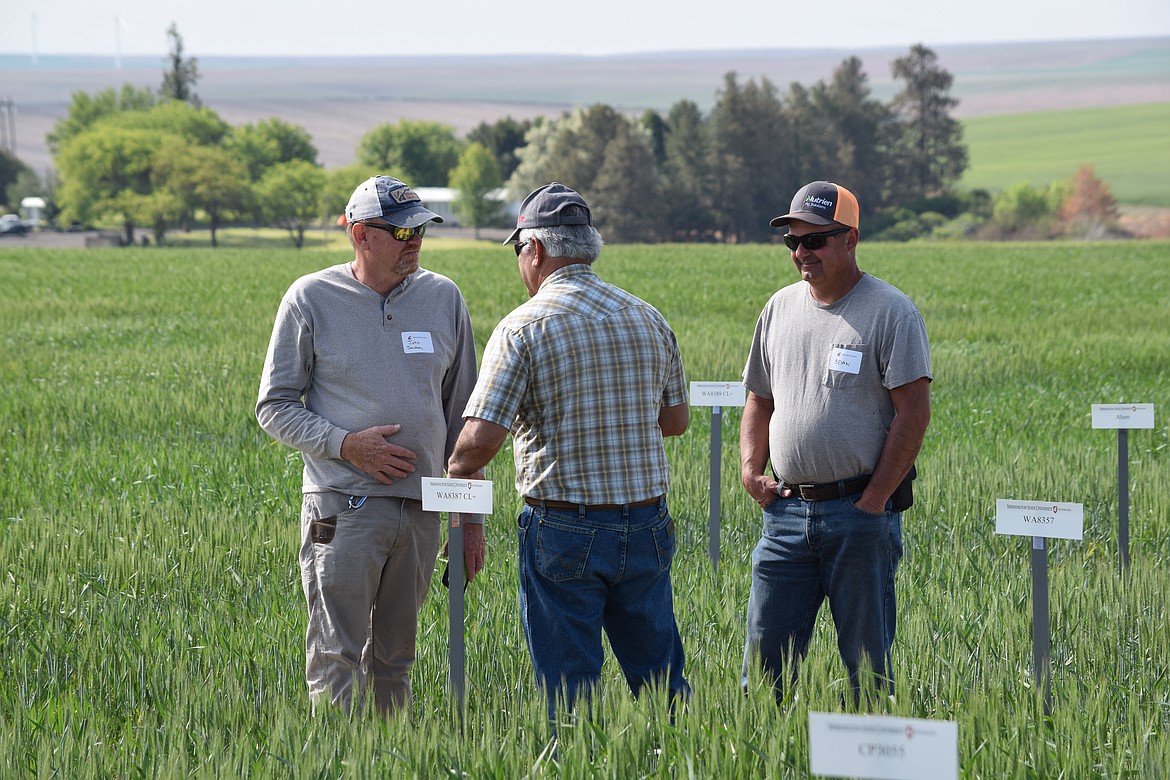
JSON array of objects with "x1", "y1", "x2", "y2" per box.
[{"x1": 2, "y1": 0, "x2": 1169, "y2": 59}]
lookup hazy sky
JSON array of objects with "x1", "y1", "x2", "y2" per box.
[{"x1": 2, "y1": 0, "x2": 1168, "y2": 58}]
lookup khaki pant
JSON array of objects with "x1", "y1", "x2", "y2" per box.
[{"x1": 299, "y1": 492, "x2": 441, "y2": 715}]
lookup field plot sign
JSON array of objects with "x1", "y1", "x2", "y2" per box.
[
  {"x1": 808, "y1": 712, "x2": 958, "y2": 780},
  {"x1": 689, "y1": 382, "x2": 747, "y2": 570},
  {"x1": 422, "y1": 477, "x2": 493, "y2": 711},
  {"x1": 1091, "y1": 403, "x2": 1155, "y2": 572},
  {"x1": 996, "y1": 499, "x2": 1084, "y2": 713}
]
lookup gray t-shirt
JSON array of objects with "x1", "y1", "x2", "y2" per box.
[
  {"x1": 256, "y1": 264, "x2": 479, "y2": 498},
  {"x1": 742, "y1": 273, "x2": 931, "y2": 485}
]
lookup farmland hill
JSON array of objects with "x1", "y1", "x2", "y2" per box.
[{"x1": 2, "y1": 37, "x2": 1167, "y2": 176}]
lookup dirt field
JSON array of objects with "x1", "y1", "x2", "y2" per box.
[{"x1": 4, "y1": 37, "x2": 1167, "y2": 176}]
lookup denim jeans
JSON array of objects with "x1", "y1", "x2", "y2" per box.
[
  {"x1": 742, "y1": 493, "x2": 903, "y2": 701},
  {"x1": 518, "y1": 498, "x2": 689, "y2": 719}
]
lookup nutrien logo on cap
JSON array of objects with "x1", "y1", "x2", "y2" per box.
[
  {"x1": 390, "y1": 186, "x2": 420, "y2": 204},
  {"x1": 805, "y1": 195, "x2": 835, "y2": 210}
]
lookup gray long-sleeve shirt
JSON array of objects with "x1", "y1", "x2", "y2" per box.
[{"x1": 256, "y1": 263, "x2": 478, "y2": 498}]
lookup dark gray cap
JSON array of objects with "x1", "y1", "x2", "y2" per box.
[{"x1": 504, "y1": 182, "x2": 592, "y2": 244}]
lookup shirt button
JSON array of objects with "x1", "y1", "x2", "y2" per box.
[{"x1": 386, "y1": 314, "x2": 393, "y2": 320}]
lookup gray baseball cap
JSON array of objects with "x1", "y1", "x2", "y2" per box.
[
  {"x1": 504, "y1": 182, "x2": 592, "y2": 244},
  {"x1": 345, "y1": 175, "x2": 443, "y2": 228}
]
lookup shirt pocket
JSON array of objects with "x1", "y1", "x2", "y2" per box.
[{"x1": 821, "y1": 343, "x2": 866, "y2": 390}]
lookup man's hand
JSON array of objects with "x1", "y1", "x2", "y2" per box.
[
  {"x1": 463, "y1": 523, "x2": 485, "y2": 582},
  {"x1": 340, "y1": 424, "x2": 417, "y2": 485},
  {"x1": 743, "y1": 472, "x2": 780, "y2": 508}
]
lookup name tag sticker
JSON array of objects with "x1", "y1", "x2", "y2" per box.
[
  {"x1": 689, "y1": 381, "x2": 747, "y2": 407},
  {"x1": 995, "y1": 499, "x2": 1084, "y2": 540},
  {"x1": 828, "y1": 348, "x2": 863, "y2": 375},
  {"x1": 808, "y1": 711, "x2": 958, "y2": 780},
  {"x1": 1091, "y1": 403, "x2": 1154, "y2": 429},
  {"x1": 422, "y1": 477, "x2": 493, "y2": 514},
  {"x1": 402, "y1": 332, "x2": 434, "y2": 353}
]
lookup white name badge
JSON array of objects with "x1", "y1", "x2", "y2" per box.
[
  {"x1": 828, "y1": 348, "x2": 863, "y2": 375},
  {"x1": 1091, "y1": 403, "x2": 1154, "y2": 429},
  {"x1": 421, "y1": 477, "x2": 493, "y2": 514},
  {"x1": 689, "y1": 381, "x2": 747, "y2": 407},
  {"x1": 402, "y1": 332, "x2": 434, "y2": 353},
  {"x1": 995, "y1": 499, "x2": 1084, "y2": 540},
  {"x1": 808, "y1": 712, "x2": 958, "y2": 780}
]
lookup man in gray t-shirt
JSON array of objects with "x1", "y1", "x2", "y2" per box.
[
  {"x1": 256, "y1": 176, "x2": 483, "y2": 716},
  {"x1": 740, "y1": 181, "x2": 931, "y2": 703}
]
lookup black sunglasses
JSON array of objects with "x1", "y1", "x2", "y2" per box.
[
  {"x1": 783, "y1": 226, "x2": 850, "y2": 251},
  {"x1": 513, "y1": 240, "x2": 529, "y2": 257},
  {"x1": 361, "y1": 222, "x2": 426, "y2": 241}
]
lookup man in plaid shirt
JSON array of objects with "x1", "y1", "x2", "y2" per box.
[{"x1": 447, "y1": 182, "x2": 691, "y2": 722}]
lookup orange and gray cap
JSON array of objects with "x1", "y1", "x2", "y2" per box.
[{"x1": 769, "y1": 181, "x2": 859, "y2": 230}]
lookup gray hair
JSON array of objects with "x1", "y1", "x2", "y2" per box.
[{"x1": 520, "y1": 206, "x2": 604, "y2": 262}]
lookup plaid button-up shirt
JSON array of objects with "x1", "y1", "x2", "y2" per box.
[{"x1": 464, "y1": 264, "x2": 687, "y2": 504}]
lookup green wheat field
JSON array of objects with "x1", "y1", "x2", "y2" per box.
[{"x1": 2, "y1": 238, "x2": 1168, "y2": 777}]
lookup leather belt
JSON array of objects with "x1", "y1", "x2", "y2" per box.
[
  {"x1": 783, "y1": 475, "x2": 871, "y2": 501},
  {"x1": 523, "y1": 496, "x2": 663, "y2": 512}
]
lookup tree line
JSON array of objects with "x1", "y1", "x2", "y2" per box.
[{"x1": 0, "y1": 30, "x2": 1121, "y2": 246}]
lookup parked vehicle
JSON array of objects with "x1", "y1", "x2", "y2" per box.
[{"x1": 0, "y1": 214, "x2": 29, "y2": 236}]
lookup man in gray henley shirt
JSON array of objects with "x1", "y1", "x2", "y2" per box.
[{"x1": 256, "y1": 175, "x2": 483, "y2": 715}]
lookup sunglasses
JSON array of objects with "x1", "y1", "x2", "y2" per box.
[
  {"x1": 361, "y1": 222, "x2": 426, "y2": 241},
  {"x1": 783, "y1": 226, "x2": 850, "y2": 251},
  {"x1": 513, "y1": 240, "x2": 529, "y2": 257}
]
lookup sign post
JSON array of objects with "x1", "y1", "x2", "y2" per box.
[
  {"x1": 689, "y1": 382, "x2": 746, "y2": 570},
  {"x1": 422, "y1": 477, "x2": 493, "y2": 712},
  {"x1": 1091, "y1": 404, "x2": 1155, "y2": 573},
  {"x1": 995, "y1": 499, "x2": 1084, "y2": 715}
]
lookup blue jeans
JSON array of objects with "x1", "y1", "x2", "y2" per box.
[
  {"x1": 742, "y1": 494, "x2": 903, "y2": 701},
  {"x1": 518, "y1": 498, "x2": 689, "y2": 719}
]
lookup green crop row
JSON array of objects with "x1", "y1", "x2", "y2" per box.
[{"x1": 1, "y1": 240, "x2": 1167, "y2": 777}]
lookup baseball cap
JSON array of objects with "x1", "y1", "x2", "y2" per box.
[
  {"x1": 345, "y1": 176, "x2": 443, "y2": 228},
  {"x1": 769, "y1": 181, "x2": 860, "y2": 229},
  {"x1": 503, "y1": 182, "x2": 592, "y2": 244}
]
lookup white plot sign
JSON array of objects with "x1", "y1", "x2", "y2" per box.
[
  {"x1": 995, "y1": 499, "x2": 1083, "y2": 541},
  {"x1": 1091, "y1": 403, "x2": 1154, "y2": 430},
  {"x1": 808, "y1": 712, "x2": 958, "y2": 780},
  {"x1": 421, "y1": 477, "x2": 493, "y2": 514},
  {"x1": 689, "y1": 381, "x2": 746, "y2": 407}
]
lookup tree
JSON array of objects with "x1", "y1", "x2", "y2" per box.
[
  {"x1": 660, "y1": 100, "x2": 713, "y2": 240},
  {"x1": 591, "y1": 123, "x2": 664, "y2": 243},
  {"x1": 1059, "y1": 165, "x2": 1120, "y2": 239},
  {"x1": 507, "y1": 105, "x2": 628, "y2": 201},
  {"x1": 0, "y1": 149, "x2": 32, "y2": 210},
  {"x1": 256, "y1": 160, "x2": 327, "y2": 248},
  {"x1": 466, "y1": 117, "x2": 533, "y2": 181},
  {"x1": 226, "y1": 118, "x2": 318, "y2": 181},
  {"x1": 56, "y1": 124, "x2": 164, "y2": 242},
  {"x1": 322, "y1": 164, "x2": 369, "y2": 227},
  {"x1": 357, "y1": 120, "x2": 464, "y2": 186},
  {"x1": 161, "y1": 23, "x2": 200, "y2": 106},
  {"x1": 155, "y1": 143, "x2": 252, "y2": 247},
  {"x1": 449, "y1": 143, "x2": 503, "y2": 239},
  {"x1": 707, "y1": 73, "x2": 788, "y2": 242},
  {"x1": 809, "y1": 57, "x2": 897, "y2": 214},
  {"x1": 47, "y1": 84, "x2": 156, "y2": 154},
  {"x1": 890, "y1": 44, "x2": 967, "y2": 199},
  {"x1": 989, "y1": 181, "x2": 1054, "y2": 238}
]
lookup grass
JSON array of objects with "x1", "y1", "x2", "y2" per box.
[
  {"x1": 959, "y1": 102, "x2": 1170, "y2": 206},
  {"x1": 1, "y1": 239, "x2": 1168, "y2": 777}
]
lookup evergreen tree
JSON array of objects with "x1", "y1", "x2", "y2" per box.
[
  {"x1": 890, "y1": 44, "x2": 967, "y2": 199},
  {"x1": 161, "y1": 24, "x2": 201, "y2": 107},
  {"x1": 591, "y1": 122, "x2": 664, "y2": 243}
]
